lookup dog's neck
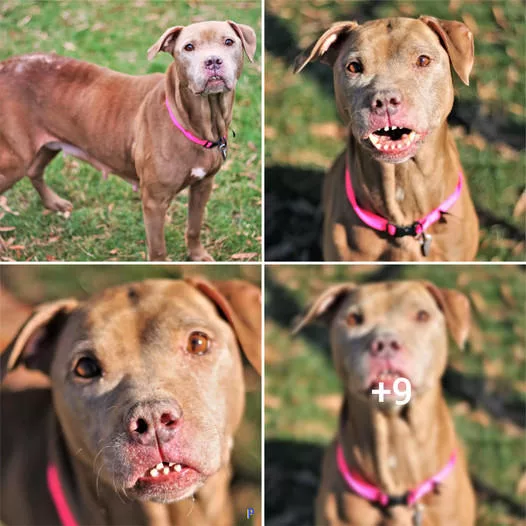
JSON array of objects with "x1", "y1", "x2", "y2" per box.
[
  {"x1": 348, "y1": 123, "x2": 459, "y2": 226},
  {"x1": 339, "y1": 386, "x2": 457, "y2": 495},
  {"x1": 165, "y1": 63, "x2": 235, "y2": 143}
]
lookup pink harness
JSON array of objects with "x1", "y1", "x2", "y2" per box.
[
  {"x1": 345, "y1": 155, "x2": 463, "y2": 253},
  {"x1": 164, "y1": 98, "x2": 228, "y2": 159},
  {"x1": 336, "y1": 443, "x2": 457, "y2": 509},
  {"x1": 47, "y1": 463, "x2": 79, "y2": 526}
]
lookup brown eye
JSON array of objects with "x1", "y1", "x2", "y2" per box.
[
  {"x1": 416, "y1": 310, "x2": 430, "y2": 322},
  {"x1": 225, "y1": 38, "x2": 234, "y2": 46},
  {"x1": 184, "y1": 43, "x2": 194, "y2": 52},
  {"x1": 346, "y1": 312, "x2": 364, "y2": 327},
  {"x1": 187, "y1": 331, "x2": 211, "y2": 355},
  {"x1": 73, "y1": 356, "x2": 102, "y2": 379},
  {"x1": 347, "y1": 61, "x2": 363, "y2": 74},
  {"x1": 417, "y1": 55, "x2": 431, "y2": 67}
]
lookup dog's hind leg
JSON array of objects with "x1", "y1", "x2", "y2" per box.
[{"x1": 28, "y1": 146, "x2": 72, "y2": 212}]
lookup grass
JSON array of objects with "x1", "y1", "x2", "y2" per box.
[
  {"x1": 265, "y1": 0, "x2": 525, "y2": 261},
  {"x1": 0, "y1": 0, "x2": 261, "y2": 261},
  {"x1": 1, "y1": 264, "x2": 262, "y2": 524},
  {"x1": 265, "y1": 265, "x2": 525, "y2": 525}
]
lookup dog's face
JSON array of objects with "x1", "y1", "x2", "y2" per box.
[
  {"x1": 4, "y1": 280, "x2": 260, "y2": 504},
  {"x1": 294, "y1": 16, "x2": 474, "y2": 164},
  {"x1": 148, "y1": 21, "x2": 256, "y2": 96},
  {"x1": 295, "y1": 281, "x2": 470, "y2": 411}
]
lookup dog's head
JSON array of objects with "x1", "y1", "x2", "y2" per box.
[
  {"x1": 294, "y1": 280, "x2": 470, "y2": 410},
  {"x1": 294, "y1": 16, "x2": 474, "y2": 164},
  {"x1": 1, "y1": 278, "x2": 261, "y2": 503},
  {"x1": 148, "y1": 20, "x2": 256, "y2": 95}
]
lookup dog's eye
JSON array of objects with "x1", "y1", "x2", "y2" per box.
[
  {"x1": 417, "y1": 55, "x2": 431, "y2": 67},
  {"x1": 224, "y1": 38, "x2": 234, "y2": 47},
  {"x1": 346, "y1": 61, "x2": 363, "y2": 74},
  {"x1": 187, "y1": 331, "x2": 211, "y2": 355},
  {"x1": 416, "y1": 310, "x2": 430, "y2": 322},
  {"x1": 346, "y1": 312, "x2": 364, "y2": 327},
  {"x1": 73, "y1": 356, "x2": 102, "y2": 379},
  {"x1": 184, "y1": 43, "x2": 195, "y2": 52}
]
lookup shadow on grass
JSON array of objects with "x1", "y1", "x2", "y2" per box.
[
  {"x1": 264, "y1": 164, "x2": 526, "y2": 261},
  {"x1": 265, "y1": 7, "x2": 525, "y2": 150}
]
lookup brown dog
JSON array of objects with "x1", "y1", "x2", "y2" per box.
[
  {"x1": 294, "y1": 17, "x2": 479, "y2": 261},
  {"x1": 294, "y1": 281, "x2": 475, "y2": 525},
  {"x1": 1, "y1": 278, "x2": 261, "y2": 525},
  {"x1": 0, "y1": 21, "x2": 256, "y2": 261}
]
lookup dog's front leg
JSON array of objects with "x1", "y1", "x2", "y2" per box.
[
  {"x1": 186, "y1": 177, "x2": 214, "y2": 262},
  {"x1": 141, "y1": 183, "x2": 174, "y2": 261}
]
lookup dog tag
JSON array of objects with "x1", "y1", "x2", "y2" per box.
[
  {"x1": 412, "y1": 503, "x2": 423, "y2": 526},
  {"x1": 419, "y1": 233, "x2": 432, "y2": 257},
  {"x1": 219, "y1": 142, "x2": 227, "y2": 160}
]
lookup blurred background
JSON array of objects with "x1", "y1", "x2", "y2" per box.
[
  {"x1": 0, "y1": 0, "x2": 261, "y2": 262},
  {"x1": 265, "y1": 264, "x2": 525, "y2": 525},
  {"x1": 0, "y1": 264, "x2": 261, "y2": 525},
  {"x1": 264, "y1": 0, "x2": 525, "y2": 261}
]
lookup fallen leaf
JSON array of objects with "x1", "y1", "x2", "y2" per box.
[
  {"x1": 469, "y1": 291, "x2": 488, "y2": 314},
  {"x1": 231, "y1": 252, "x2": 258, "y2": 260},
  {"x1": 0, "y1": 196, "x2": 19, "y2": 216},
  {"x1": 315, "y1": 394, "x2": 342, "y2": 415},
  {"x1": 265, "y1": 395, "x2": 281, "y2": 409},
  {"x1": 513, "y1": 191, "x2": 526, "y2": 218},
  {"x1": 0, "y1": 226, "x2": 15, "y2": 232},
  {"x1": 517, "y1": 472, "x2": 526, "y2": 495},
  {"x1": 63, "y1": 42, "x2": 76, "y2": 51},
  {"x1": 492, "y1": 6, "x2": 509, "y2": 29}
]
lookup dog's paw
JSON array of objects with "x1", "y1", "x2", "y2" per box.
[{"x1": 188, "y1": 248, "x2": 215, "y2": 262}]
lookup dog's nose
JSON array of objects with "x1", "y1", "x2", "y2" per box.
[
  {"x1": 370, "y1": 90, "x2": 402, "y2": 116},
  {"x1": 370, "y1": 333, "x2": 402, "y2": 356},
  {"x1": 126, "y1": 400, "x2": 182, "y2": 446},
  {"x1": 205, "y1": 56, "x2": 223, "y2": 69}
]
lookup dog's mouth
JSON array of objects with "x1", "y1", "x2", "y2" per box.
[
  {"x1": 366, "y1": 126, "x2": 420, "y2": 153},
  {"x1": 206, "y1": 75, "x2": 226, "y2": 86},
  {"x1": 134, "y1": 460, "x2": 202, "y2": 492},
  {"x1": 367, "y1": 369, "x2": 409, "y2": 392}
]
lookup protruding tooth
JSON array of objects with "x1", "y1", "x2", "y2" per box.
[
  {"x1": 391, "y1": 126, "x2": 397, "y2": 130},
  {"x1": 168, "y1": 462, "x2": 175, "y2": 467},
  {"x1": 384, "y1": 126, "x2": 389, "y2": 131},
  {"x1": 156, "y1": 463, "x2": 163, "y2": 470},
  {"x1": 397, "y1": 143, "x2": 402, "y2": 149},
  {"x1": 163, "y1": 467, "x2": 170, "y2": 475},
  {"x1": 150, "y1": 468, "x2": 159, "y2": 477},
  {"x1": 174, "y1": 464, "x2": 182, "y2": 472}
]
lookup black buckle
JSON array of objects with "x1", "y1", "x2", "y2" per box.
[
  {"x1": 389, "y1": 221, "x2": 421, "y2": 238},
  {"x1": 385, "y1": 491, "x2": 410, "y2": 507}
]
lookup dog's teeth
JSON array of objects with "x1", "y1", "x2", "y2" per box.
[
  {"x1": 174, "y1": 464, "x2": 182, "y2": 472},
  {"x1": 156, "y1": 463, "x2": 163, "y2": 470},
  {"x1": 168, "y1": 462, "x2": 175, "y2": 467},
  {"x1": 384, "y1": 126, "x2": 389, "y2": 131},
  {"x1": 391, "y1": 126, "x2": 397, "y2": 130},
  {"x1": 163, "y1": 467, "x2": 170, "y2": 475},
  {"x1": 150, "y1": 468, "x2": 159, "y2": 477}
]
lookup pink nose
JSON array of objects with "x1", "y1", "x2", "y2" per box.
[
  {"x1": 205, "y1": 56, "x2": 223, "y2": 70},
  {"x1": 370, "y1": 333, "x2": 402, "y2": 356},
  {"x1": 126, "y1": 400, "x2": 182, "y2": 446},
  {"x1": 370, "y1": 89, "x2": 402, "y2": 116}
]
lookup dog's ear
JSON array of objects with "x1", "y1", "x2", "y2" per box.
[
  {"x1": 419, "y1": 16, "x2": 474, "y2": 86},
  {"x1": 422, "y1": 282, "x2": 470, "y2": 349},
  {"x1": 0, "y1": 299, "x2": 79, "y2": 381},
  {"x1": 292, "y1": 283, "x2": 357, "y2": 334},
  {"x1": 293, "y1": 21, "x2": 358, "y2": 73},
  {"x1": 227, "y1": 21, "x2": 257, "y2": 63},
  {"x1": 147, "y1": 25, "x2": 184, "y2": 61},
  {"x1": 185, "y1": 277, "x2": 261, "y2": 375}
]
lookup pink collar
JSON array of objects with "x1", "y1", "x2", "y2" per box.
[
  {"x1": 345, "y1": 155, "x2": 463, "y2": 242},
  {"x1": 165, "y1": 97, "x2": 228, "y2": 159},
  {"x1": 336, "y1": 443, "x2": 457, "y2": 508},
  {"x1": 47, "y1": 463, "x2": 79, "y2": 526}
]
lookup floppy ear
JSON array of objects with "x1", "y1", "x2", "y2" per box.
[
  {"x1": 227, "y1": 21, "x2": 257, "y2": 62},
  {"x1": 419, "y1": 16, "x2": 474, "y2": 86},
  {"x1": 0, "y1": 299, "x2": 79, "y2": 381},
  {"x1": 292, "y1": 283, "x2": 357, "y2": 334},
  {"x1": 147, "y1": 25, "x2": 184, "y2": 61},
  {"x1": 294, "y1": 21, "x2": 358, "y2": 74},
  {"x1": 422, "y1": 282, "x2": 470, "y2": 349},
  {"x1": 185, "y1": 277, "x2": 261, "y2": 374}
]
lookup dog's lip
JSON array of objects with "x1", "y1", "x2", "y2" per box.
[
  {"x1": 366, "y1": 369, "x2": 410, "y2": 391},
  {"x1": 134, "y1": 460, "x2": 202, "y2": 487}
]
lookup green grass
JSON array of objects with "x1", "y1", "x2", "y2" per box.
[
  {"x1": 0, "y1": 1, "x2": 261, "y2": 261},
  {"x1": 265, "y1": 265, "x2": 525, "y2": 526},
  {"x1": 265, "y1": 0, "x2": 525, "y2": 261}
]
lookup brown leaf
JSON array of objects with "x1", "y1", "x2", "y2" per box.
[
  {"x1": 469, "y1": 291, "x2": 488, "y2": 314},
  {"x1": 231, "y1": 252, "x2": 258, "y2": 260},
  {"x1": 513, "y1": 191, "x2": 526, "y2": 218},
  {"x1": 461, "y1": 13, "x2": 478, "y2": 35},
  {"x1": 0, "y1": 196, "x2": 19, "y2": 216},
  {"x1": 492, "y1": 6, "x2": 509, "y2": 29},
  {"x1": 483, "y1": 358, "x2": 504, "y2": 378},
  {"x1": 265, "y1": 394, "x2": 282, "y2": 409},
  {"x1": 476, "y1": 81, "x2": 498, "y2": 101},
  {"x1": 517, "y1": 472, "x2": 526, "y2": 495},
  {"x1": 109, "y1": 248, "x2": 119, "y2": 255},
  {"x1": 315, "y1": 394, "x2": 342, "y2": 415},
  {"x1": 309, "y1": 122, "x2": 346, "y2": 140},
  {"x1": 469, "y1": 409, "x2": 491, "y2": 427},
  {"x1": 0, "y1": 226, "x2": 15, "y2": 232}
]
